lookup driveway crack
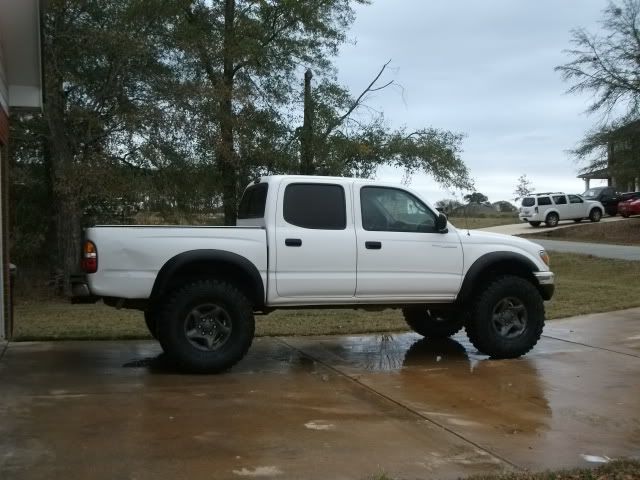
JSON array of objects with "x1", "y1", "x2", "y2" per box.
[
  {"x1": 541, "y1": 334, "x2": 640, "y2": 359},
  {"x1": 277, "y1": 337, "x2": 521, "y2": 471}
]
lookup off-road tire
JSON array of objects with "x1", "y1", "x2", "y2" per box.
[
  {"x1": 402, "y1": 306, "x2": 465, "y2": 338},
  {"x1": 545, "y1": 212, "x2": 559, "y2": 228},
  {"x1": 528, "y1": 221, "x2": 541, "y2": 227},
  {"x1": 589, "y1": 208, "x2": 602, "y2": 222},
  {"x1": 144, "y1": 311, "x2": 158, "y2": 339},
  {"x1": 157, "y1": 279, "x2": 255, "y2": 373},
  {"x1": 465, "y1": 275, "x2": 545, "y2": 359}
]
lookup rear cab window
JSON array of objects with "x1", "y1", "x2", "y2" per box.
[
  {"x1": 238, "y1": 183, "x2": 268, "y2": 219},
  {"x1": 283, "y1": 183, "x2": 346, "y2": 230},
  {"x1": 521, "y1": 197, "x2": 535, "y2": 207}
]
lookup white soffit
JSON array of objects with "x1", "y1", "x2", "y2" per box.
[{"x1": 0, "y1": 0, "x2": 42, "y2": 109}]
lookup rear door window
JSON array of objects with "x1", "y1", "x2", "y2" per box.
[
  {"x1": 552, "y1": 195, "x2": 567, "y2": 205},
  {"x1": 283, "y1": 183, "x2": 346, "y2": 230}
]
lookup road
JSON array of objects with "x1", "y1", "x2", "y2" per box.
[{"x1": 534, "y1": 239, "x2": 640, "y2": 261}]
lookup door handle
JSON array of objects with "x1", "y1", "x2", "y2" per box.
[
  {"x1": 365, "y1": 241, "x2": 382, "y2": 250},
  {"x1": 285, "y1": 238, "x2": 302, "y2": 247}
]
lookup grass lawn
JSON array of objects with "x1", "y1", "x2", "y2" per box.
[
  {"x1": 11, "y1": 252, "x2": 640, "y2": 341},
  {"x1": 448, "y1": 216, "x2": 518, "y2": 229},
  {"x1": 371, "y1": 459, "x2": 640, "y2": 480},
  {"x1": 521, "y1": 217, "x2": 640, "y2": 246}
]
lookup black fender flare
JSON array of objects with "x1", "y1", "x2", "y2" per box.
[
  {"x1": 150, "y1": 249, "x2": 265, "y2": 308},
  {"x1": 456, "y1": 251, "x2": 539, "y2": 304}
]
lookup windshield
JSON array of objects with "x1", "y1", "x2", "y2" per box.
[
  {"x1": 582, "y1": 188, "x2": 603, "y2": 197},
  {"x1": 521, "y1": 197, "x2": 535, "y2": 207}
]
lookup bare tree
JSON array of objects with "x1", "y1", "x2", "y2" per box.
[
  {"x1": 556, "y1": 0, "x2": 640, "y2": 121},
  {"x1": 513, "y1": 174, "x2": 534, "y2": 201}
]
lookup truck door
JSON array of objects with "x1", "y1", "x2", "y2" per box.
[
  {"x1": 355, "y1": 185, "x2": 463, "y2": 299},
  {"x1": 275, "y1": 180, "x2": 357, "y2": 298}
]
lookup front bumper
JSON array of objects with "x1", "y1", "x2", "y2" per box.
[{"x1": 534, "y1": 271, "x2": 555, "y2": 300}]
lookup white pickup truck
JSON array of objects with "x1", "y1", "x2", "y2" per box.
[{"x1": 73, "y1": 175, "x2": 555, "y2": 373}]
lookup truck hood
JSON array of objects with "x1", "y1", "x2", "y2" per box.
[{"x1": 457, "y1": 228, "x2": 544, "y2": 253}]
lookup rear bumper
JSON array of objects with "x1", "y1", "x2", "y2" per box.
[
  {"x1": 534, "y1": 271, "x2": 555, "y2": 301},
  {"x1": 70, "y1": 274, "x2": 100, "y2": 304}
]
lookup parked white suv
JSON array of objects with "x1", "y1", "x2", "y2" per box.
[{"x1": 519, "y1": 192, "x2": 604, "y2": 227}]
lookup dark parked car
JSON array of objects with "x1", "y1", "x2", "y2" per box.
[{"x1": 582, "y1": 186, "x2": 620, "y2": 216}]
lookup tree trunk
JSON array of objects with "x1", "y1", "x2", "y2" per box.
[
  {"x1": 300, "y1": 69, "x2": 315, "y2": 175},
  {"x1": 219, "y1": 0, "x2": 238, "y2": 226},
  {"x1": 44, "y1": 52, "x2": 82, "y2": 294}
]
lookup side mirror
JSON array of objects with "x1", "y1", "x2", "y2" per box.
[{"x1": 435, "y1": 213, "x2": 448, "y2": 233}]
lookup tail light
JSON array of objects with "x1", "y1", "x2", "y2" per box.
[
  {"x1": 82, "y1": 240, "x2": 98, "y2": 273},
  {"x1": 534, "y1": 207, "x2": 539, "y2": 213}
]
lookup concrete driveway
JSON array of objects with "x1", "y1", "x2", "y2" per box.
[
  {"x1": 476, "y1": 215, "x2": 623, "y2": 236},
  {"x1": 1, "y1": 309, "x2": 640, "y2": 479}
]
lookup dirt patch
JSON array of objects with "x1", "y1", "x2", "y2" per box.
[
  {"x1": 464, "y1": 459, "x2": 640, "y2": 480},
  {"x1": 521, "y1": 218, "x2": 640, "y2": 246}
]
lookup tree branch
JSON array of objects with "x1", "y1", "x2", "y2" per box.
[{"x1": 320, "y1": 59, "x2": 394, "y2": 141}]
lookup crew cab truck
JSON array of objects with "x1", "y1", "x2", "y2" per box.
[{"x1": 73, "y1": 175, "x2": 555, "y2": 373}]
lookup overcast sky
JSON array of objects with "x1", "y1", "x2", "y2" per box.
[{"x1": 334, "y1": 0, "x2": 610, "y2": 204}]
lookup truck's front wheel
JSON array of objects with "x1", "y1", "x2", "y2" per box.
[
  {"x1": 465, "y1": 275, "x2": 544, "y2": 358},
  {"x1": 402, "y1": 306, "x2": 464, "y2": 338},
  {"x1": 157, "y1": 280, "x2": 255, "y2": 373}
]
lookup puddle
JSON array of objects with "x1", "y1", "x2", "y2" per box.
[
  {"x1": 304, "y1": 420, "x2": 336, "y2": 431},
  {"x1": 233, "y1": 466, "x2": 283, "y2": 477},
  {"x1": 122, "y1": 353, "x2": 179, "y2": 372}
]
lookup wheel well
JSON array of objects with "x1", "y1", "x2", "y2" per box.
[
  {"x1": 151, "y1": 256, "x2": 265, "y2": 310},
  {"x1": 457, "y1": 256, "x2": 539, "y2": 306}
]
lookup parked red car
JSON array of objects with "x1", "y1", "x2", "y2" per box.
[{"x1": 617, "y1": 192, "x2": 640, "y2": 218}]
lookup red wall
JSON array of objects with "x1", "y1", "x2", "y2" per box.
[{"x1": 0, "y1": 107, "x2": 8, "y2": 145}]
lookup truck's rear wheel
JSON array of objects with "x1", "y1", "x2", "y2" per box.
[
  {"x1": 589, "y1": 208, "x2": 602, "y2": 222},
  {"x1": 402, "y1": 306, "x2": 464, "y2": 338},
  {"x1": 465, "y1": 275, "x2": 544, "y2": 358},
  {"x1": 157, "y1": 279, "x2": 255, "y2": 373}
]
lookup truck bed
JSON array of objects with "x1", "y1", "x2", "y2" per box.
[{"x1": 85, "y1": 226, "x2": 268, "y2": 299}]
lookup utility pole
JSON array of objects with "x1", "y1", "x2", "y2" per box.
[{"x1": 300, "y1": 69, "x2": 314, "y2": 175}]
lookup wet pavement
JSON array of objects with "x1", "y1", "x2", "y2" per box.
[{"x1": 1, "y1": 309, "x2": 639, "y2": 479}]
